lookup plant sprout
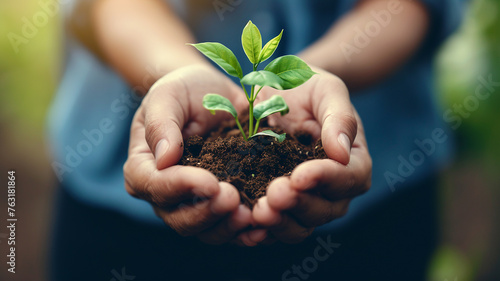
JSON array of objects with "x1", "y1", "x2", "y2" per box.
[{"x1": 190, "y1": 20, "x2": 316, "y2": 142}]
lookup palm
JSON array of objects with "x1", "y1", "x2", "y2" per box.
[
  {"x1": 251, "y1": 73, "x2": 372, "y2": 244},
  {"x1": 145, "y1": 65, "x2": 247, "y2": 140},
  {"x1": 257, "y1": 78, "x2": 324, "y2": 140}
]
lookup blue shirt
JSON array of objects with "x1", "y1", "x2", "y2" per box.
[{"x1": 48, "y1": 0, "x2": 465, "y2": 229}]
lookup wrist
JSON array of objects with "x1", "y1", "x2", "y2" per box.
[
  {"x1": 297, "y1": 47, "x2": 346, "y2": 78},
  {"x1": 132, "y1": 55, "x2": 213, "y2": 96}
]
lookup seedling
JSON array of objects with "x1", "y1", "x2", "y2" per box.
[{"x1": 190, "y1": 20, "x2": 316, "y2": 142}]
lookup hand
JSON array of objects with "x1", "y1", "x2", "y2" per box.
[
  {"x1": 123, "y1": 64, "x2": 254, "y2": 245},
  {"x1": 251, "y1": 70, "x2": 372, "y2": 243}
]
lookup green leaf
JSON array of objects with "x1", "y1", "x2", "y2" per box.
[
  {"x1": 264, "y1": 55, "x2": 317, "y2": 89},
  {"x1": 258, "y1": 30, "x2": 283, "y2": 63},
  {"x1": 250, "y1": 130, "x2": 286, "y2": 143},
  {"x1": 241, "y1": 70, "x2": 284, "y2": 90},
  {"x1": 189, "y1": 42, "x2": 243, "y2": 78},
  {"x1": 202, "y1": 94, "x2": 238, "y2": 118},
  {"x1": 241, "y1": 21, "x2": 262, "y2": 64},
  {"x1": 253, "y1": 95, "x2": 289, "y2": 120}
]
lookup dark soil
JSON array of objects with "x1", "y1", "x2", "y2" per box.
[{"x1": 179, "y1": 117, "x2": 327, "y2": 208}]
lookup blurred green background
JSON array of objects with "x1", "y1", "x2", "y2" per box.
[{"x1": 0, "y1": 0, "x2": 499, "y2": 280}]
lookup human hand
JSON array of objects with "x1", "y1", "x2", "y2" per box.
[
  {"x1": 251, "y1": 70, "x2": 372, "y2": 243},
  {"x1": 124, "y1": 64, "x2": 254, "y2": 245}
]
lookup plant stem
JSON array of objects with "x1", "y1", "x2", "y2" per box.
[
  {"x1": 254, "y1": 86, "x2": 263, "y2": 100},
  {"x1": 242, "y1": 64, "x2": 259, "y2": 139},
  {"x1": 253, "y1": 119, "x2": 260, "y2": 135},
  {"x1": 235, "y1": 117, "x2": 248, "y2": 141},
  {"x1": 248, "y1": 94, "x2": 254, "y2": 137},
  {"x1": 240, "y1": 81, "x2": 250, "y2": 99}
]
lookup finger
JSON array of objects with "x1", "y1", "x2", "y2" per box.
[
  {"x1": 265, "y1": 178, "x2": 350, "y2": 227},
  {"x1": 253, "y1": 196, "x2": 283, "y2": 227},
  {"x1": 237, "y1": 229, "x2": 268, "y2": 247},
  {"x1": 312, "y1": 74, "x2": 357, "y2": 165},
  {"x1": 290, "y1": 157, "x2": 372, "y2": 200},
  {"x1": 125, "y1": 107, "x2": 223, "y2": 204},
  {"x1": 143, "y1": 86, "x2": 188, "y2": 170},
  {"x1": 260, "y1": 87, "x2": 322, "y2": 140},
  {"x1": 252, "y1": 193, "x2": 312, "y2": 242},
  {"x1": 290, "y1": 109, "x2": 371, "y2": 200},
  {"x1": 268, "y1": 112, "x2": 322, "y2": 141},
  {"x1": 286, "y1": 194, "x2": 350, "y2": 227},
  {"x1": 268, "y1": 213, "x2": 314, "y2": 244},
  {"x1": 289, "y1": 109, "x2": 371, "y2": 200},
  {"x1": 144, "y1": 67, "x2": 250, "y2": 170},
  {"x1": 125, "y1": 154, "x2": 220, "y2": 206},
  {"x1": 265, "y1": 177, "x2": 299, "y2": 211},
  {"x1": 157, "y1": 182, "x2": 240, "y2": 236},
  {"x1": 197, "y1": 204, "x2": 252, "y2": 245}
]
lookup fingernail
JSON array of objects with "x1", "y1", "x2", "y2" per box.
[
  {"x1": 155, "y1": 139, "x2": 169, "y2": 162},
  {"x1": 338, "y1": 133, "x2": 351, "y2": 155},
  {"x1": 256, "y1": 197, "x2": 265, "y2": 209},
  {"x1": 249, "y1": 229, "x2": 267, "y2": 243}
]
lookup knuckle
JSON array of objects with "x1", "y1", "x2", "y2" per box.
[
  {"x1": 331, "y1": 201, "x2": 349, "y2": 219},
  {"x1": 338, "y1": 113, "x2": 358, "y2": 140},
  {"x1": 145, "y1": 118, "x2": 164, "y2": 149},
  {"x1": 167, "y1": 212, "x2": 197, "y2": 237},
  {"x1": 122, "y1": 161, "x2": 136, "y2": 196},
  {"x1": 338, "y1": 202, "x2": 350, "y2": 218},
  {"x1": 148, "y1": 188, "x2": 167, "y2": 208},
  {"x1": 170, "y1": 204, "x2": 215, "y2": 237},
  {"x1": 173, "y1": 224, "x2": 195, "y2": 237},
  {"x1": 124, "y1": 180, "x2": 138, "y2": 198},
  {"x1": 362, "y1": 156, "x2": 373, "y2": 193},
  {"x1": 144, "y1": 171, "x2": 166, "y2": 206},
  {"x1": 346, "y1": 172, "x2": 357, "y2": 191},
  {"x1": 320, "y1": 72, "x2": 347, "y2": 91},
  {"x1": 287, "y1": 228, "x2": 313, "y2": 244},
  {"x1": 322, "y1": 111, "x2": 357, "y2": 141},
  {"x1": 123, "y1": 159, "x2": 148, "y2": 199},
  {"x1": 177, "y1": 225, "x2": 196, "y2": 237},
  {"x1": 315, "y1": 209, "x2": 334, "y2": 226}
]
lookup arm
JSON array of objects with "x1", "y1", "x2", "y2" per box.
[
  {"x1": 298, "y1": 0, "x2": 429, "y2": 91},
  {"x1": 68, "y1": 0, "x2": 209, "y2": 94}
]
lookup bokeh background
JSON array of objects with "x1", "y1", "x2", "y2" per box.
[{"x1": 0, "y1": 0, "x2": 499, "y2": 280}]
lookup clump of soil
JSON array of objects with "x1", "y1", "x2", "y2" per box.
[{"x1": 179, "y1": 117, "x2": 327, "y2": 208}]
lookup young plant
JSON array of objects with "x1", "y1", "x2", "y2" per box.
[{"x1": 190, "y1": 20, "x2": 316, "y2": 142}]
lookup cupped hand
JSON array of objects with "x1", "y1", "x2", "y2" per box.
[
  {"x1": 250, "y1": 69, "x2": 372, "y2": 244},
  {"x1": 123, "y1": 64, "x2": 254, "y2": 245}
]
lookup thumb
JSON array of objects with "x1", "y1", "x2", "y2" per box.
[
  {"x1": 314, "y1": 75, "x2": 357, "y2": 165},
  {"x1": 143, "y1": 90, "x2": 186, "y2": 170}
]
